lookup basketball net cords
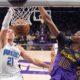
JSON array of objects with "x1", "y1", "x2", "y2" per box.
[{"x1": 11, "y1": 7, "x2": 37, "y2": 25}]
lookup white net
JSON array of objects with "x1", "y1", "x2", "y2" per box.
[{"x1": 11, "y1": 7, "x2": 37, "y2": 25}]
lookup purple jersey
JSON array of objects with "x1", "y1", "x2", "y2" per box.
[{"x1": 50, "y1": 32, "x2": 80, "y2": 80}]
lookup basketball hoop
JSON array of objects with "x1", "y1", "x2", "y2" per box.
[
  {"x1": 10, "y1": 7, "x2": 37, "y2": 36},
  {"x1": 11, "y1": 7, "x2": 37, "y2": 25}
]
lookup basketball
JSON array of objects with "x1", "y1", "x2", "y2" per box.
[
  {"x1": 10, "y1": 19, "x2": 30, "y2": 36},
  {"x1": 8, "y1": 0, "x2": 27, "y2": 6}
]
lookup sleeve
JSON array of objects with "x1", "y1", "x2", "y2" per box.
[
  {"x1": 1, "y1": 8, "x2": 13, "y2": 30},
  {"x1": 56, "y1": 32, "x2": 70, "y2": 49}
]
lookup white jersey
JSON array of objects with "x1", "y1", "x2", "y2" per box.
[{"x1": 0, "y1": 43, "x2": 23, "y2": 80}]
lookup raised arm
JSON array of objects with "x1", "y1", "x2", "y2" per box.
[
  {"x1": 1, "y1": 7, "x2": 13, "y2": 30},
  {"x1": 38, "y1": 7, "x2": 60, "y2": 38},
  {"x1": 18, "y1": 45, "x2": 49, "y2": 68},
  {"x1": 0, "y1": 29, "x2": 8, "y2": 49},
  {"x1": 0, "y1": 7, "x2": 13, "y2": 49}
]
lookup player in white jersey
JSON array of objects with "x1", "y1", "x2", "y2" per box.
[{"x1": 0, "y1": 8, "x2": 50, "y2": 80}]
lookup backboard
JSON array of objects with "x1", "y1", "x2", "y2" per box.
[{"x1": 33, "y1": 10, "x2": 51, "y2": 21}]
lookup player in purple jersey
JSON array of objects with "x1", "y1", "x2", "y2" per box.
[{"x1": 38, "y1": 7, "x2": 80, "y2": 80}]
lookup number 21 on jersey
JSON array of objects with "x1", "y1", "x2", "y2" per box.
[{"x1": 7, "y1": 57, "x2": 14, "y2": 66}]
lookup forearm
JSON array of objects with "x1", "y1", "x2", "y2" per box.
[
  {"x1": 47, "y1": 19, "x2": 60, "y2": 37},
  {"x1": 33, "y1": 59, "x2": 49, "y2": 68},
  {"x1": 21, "y1": 52, "x2": 49, "y2": 68},
  {"x1": 38, "y1": 6, "x2": 51, "y2": 22},
  {"x1": 0, "y1": 29, "x2": 8, "y2": 49},
  {"x1": 38, "y1": 7, "x2": 60, "y2": 37},
  {"x1": 20, "y1": 46, "x2": 49, "y2": 69},
  {"x1": 1, "y1": 8, "x2": 13, "y2": 30}
]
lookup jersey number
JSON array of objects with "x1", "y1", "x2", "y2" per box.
[{"x1": 7, "y1": 57, "x2": 13, "y2": 66}]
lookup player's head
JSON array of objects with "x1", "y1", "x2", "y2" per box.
[
  {"x1": 71, "y1": 31, "x2": 80, "y2": 44},
  {"x1": 6, "y1": 28, "x2": 15, "y2": 41}
]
